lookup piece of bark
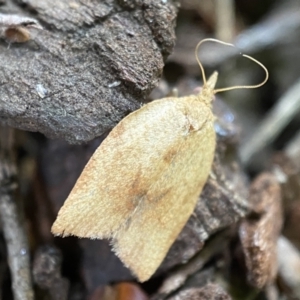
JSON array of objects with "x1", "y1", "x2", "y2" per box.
[
  {"x1": 167, "y1": 283, "x2": 232, "y2": 300},
  {"x1": 0, "y1": 0, "x2": 178, "y2": 143},
  {"x1": 33, "y1": 245, "x2": 69, "y2": 300},
  {"x1": 239, "y1": 173, "x2": 283, "y2": 289}
]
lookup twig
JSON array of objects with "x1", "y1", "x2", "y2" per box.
[
  {"x1": 200, "y1": 6, "x2": 300, "y2": 66},
  {"x1": 215, "y1": 0, "x2": 235, "y2": 42},
  {"x1": 240, "y1": 78, "x2": 300, "y2": 165},
  {"x1": 285, "y1": 129, "x2": 300, "y2": 169},
  {"x1": 0, "y1": 127, "x2": 34, "y2": 300},
  {"x1": 156, "y1": 230, "x2": 231, "y2": 297}
]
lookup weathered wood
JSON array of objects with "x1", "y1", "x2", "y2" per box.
[{"x1": 0, "y1": 0, "x2": 178, "y2": 142}]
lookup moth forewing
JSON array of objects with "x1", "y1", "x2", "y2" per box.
[
  {"x1": 113, "y1": 111, "x2": 216, "y2": 281},
  {"x1": 52, "y1": 74, "x2": 217, "y2": 281}
]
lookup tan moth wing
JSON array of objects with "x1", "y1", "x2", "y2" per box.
[{"x1": 52, "y1": 93, "x2": 216, "y2": 282}]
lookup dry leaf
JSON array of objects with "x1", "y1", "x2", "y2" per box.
[
  {"x1": 239, "y1": 172, "x2": 282, "y2": 288},
  {"x1": 271, "y1": 152, "x2": 300, "y2": 250}
]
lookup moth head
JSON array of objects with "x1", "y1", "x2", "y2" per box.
[
  {"x1": 200, "y1": 71, "x2": 218, "y2": 105},
  {"x1": 206, "y1": 71, "x2": 218, "y2": 91}
]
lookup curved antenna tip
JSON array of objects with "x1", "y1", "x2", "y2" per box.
[
  {"x1": 214, "y1": 53, "x2": 269, "y2": 93},
  {"x1": 194, "y1": 38, "x2": 269, "y2": 94}
]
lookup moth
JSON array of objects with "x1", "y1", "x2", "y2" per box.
[
  {"x1": 0, "y1": 13, "x2": 42, "y2": 43},
  {"x1": 52, "y1": 39, "x2": 268, "y2": 282}
]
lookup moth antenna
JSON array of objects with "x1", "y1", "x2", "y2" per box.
[
  {"x1": 214, "y1": 54, "x2": 269, "y2": 93},
  {"x1": 194, "y1": 38, "x2": 269, "y2": 93},
  {"x1": 195, "y1": 38, "x2": 237, "y2": 86}
]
